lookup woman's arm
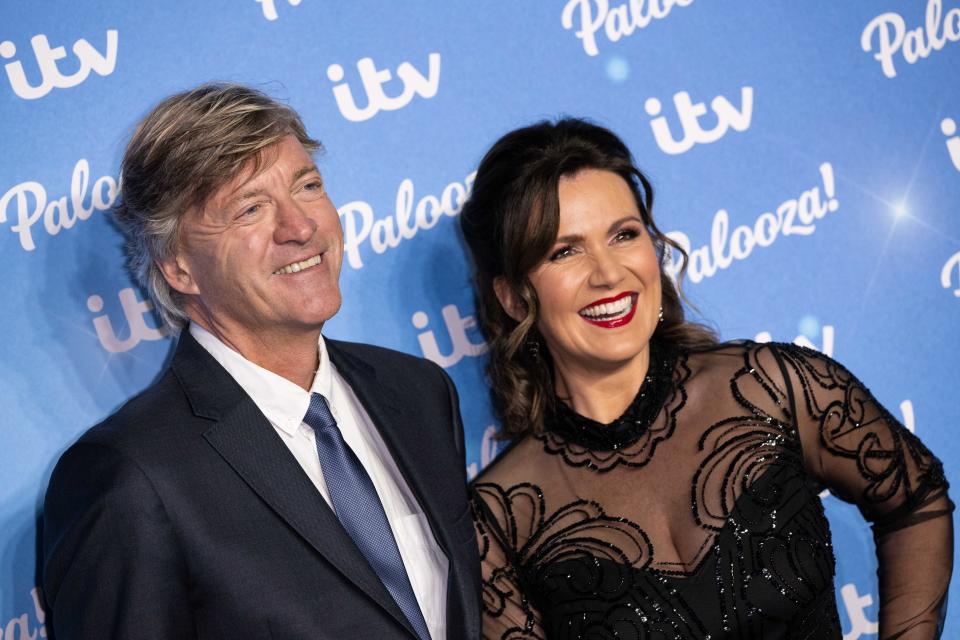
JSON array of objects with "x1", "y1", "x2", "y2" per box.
[
  {"x1": 471, "y1": 482, "x2": 547, "y2": 640},
  {"x1": 772, "y1": 344, "x2": 953, "y2": 639}
]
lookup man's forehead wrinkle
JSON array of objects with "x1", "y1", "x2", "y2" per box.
[{"x1": 201, "y1": 161, "x2": 320, "y2": 221}]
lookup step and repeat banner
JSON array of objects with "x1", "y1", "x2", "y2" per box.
[{"x1": 2, "y1": 1, "x2": 959, "y2": 636}]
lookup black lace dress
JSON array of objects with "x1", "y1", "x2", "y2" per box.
[{"x1": 471, "y1": 342, "x2": 953, "y2": 639}]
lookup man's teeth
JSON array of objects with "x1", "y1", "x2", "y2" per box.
[
  {"x1": 274, "y1": 254, "x2": 321, "y2": 275},
  {"x1": 580, "y1": 296, "x2": 633, "y2": 318}
]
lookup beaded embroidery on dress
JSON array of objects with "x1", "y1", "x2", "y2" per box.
[{"x1": 471, "y1": 341, "x2": 952, "y2": 639}]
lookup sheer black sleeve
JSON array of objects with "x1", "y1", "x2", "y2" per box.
[
  {"x1": 471, "y1": 482, "x2": 546, "y2": 639},
  {"x1": 773, "y1": 344, "x2": 954, "y2": 639}
]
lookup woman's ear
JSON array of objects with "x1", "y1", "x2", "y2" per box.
[{"x1": 493, "y1": 276, "x2": 526, "y2": 322}]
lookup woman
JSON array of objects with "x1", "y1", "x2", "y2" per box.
[{"x1": 459, "y1": 118, "x2": 953, "y2": 639}]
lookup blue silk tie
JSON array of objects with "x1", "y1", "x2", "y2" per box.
[{"x1": 303, "y1": 393, "x2": 432, "y2": 640}]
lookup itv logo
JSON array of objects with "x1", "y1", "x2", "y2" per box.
[
  {"x1": 1, "y1": 29, "x2": 118, "y2": 100},
  {"x1": 87, "y1": 287, "x2": 168, "y2": 354},
  {"x1": 327, "y1": 53, "x2": 441, "y2": 122}
]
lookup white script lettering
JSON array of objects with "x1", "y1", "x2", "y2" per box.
[
  {"x1": 88, "y1": 288, "x2": 168, "y2": 354},
  {"x1": 412, "y1": 304, "x2": 488, "y2": 369},
  {"x1": 645, "y1": 86, "x2": 753, "y2": 155},
  {"x1": 840, "y1": 582, "x2": 879, "y2": 640},
  {"x1": 861, "y1": 0, "x2": 960, "y2": 78},
  {"x1": 327, "y1": 53, "x2": 441, "y2": 122},
  {"x1": 0, "y1": 30, "x2": 118, "y2": 100},
  {"x1": 561, "y1": 0, "x2": 696, "y2": 56},
  {"x1": 899, "y1": 399, "x2": 916, "y2": 434},
  {"x1": 339, "y1": 170, "x2": 475, "y2": 269},
  {"x1": 0, "y1": 159, "x2": 117, "y2": 252},
  {"x1": 0, "y1": 587, "x2": 46, "y2": 639},
  {"x1": 256, "y1": 0, "x2": 302, "y2": 21},
  {"x1": 941, "y1": 250, "x2": 960, "y2": 296},
  {"x1": 663, "y1": 163, "x2": 839, "y2": 283},
  {"x1": 942, "y1": 116, "x2": 960, "y2": 172}
]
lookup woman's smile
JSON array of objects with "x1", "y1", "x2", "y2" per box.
[{"x1": 578, "y1": 291, "x2": 638, "y2": 328}]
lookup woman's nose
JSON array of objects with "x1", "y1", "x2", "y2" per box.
[{"x1": 588, "y1": 249, "x2": 626, "y2": 288}]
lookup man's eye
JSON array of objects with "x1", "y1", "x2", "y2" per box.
[
  {"x1": 303, "y1": 180, "x2": 324, "y2": 193},
  {"x1": 236, "y1": 204, "x2": 261, "y2": 219}
]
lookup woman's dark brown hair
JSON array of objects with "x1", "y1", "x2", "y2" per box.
[{"x1": 459, "y1": 117, "x2": 716, "y2": 437}]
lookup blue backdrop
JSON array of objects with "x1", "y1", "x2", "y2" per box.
[{"x1": 2, "y1": 1, "x2": 959, "y2": 637}]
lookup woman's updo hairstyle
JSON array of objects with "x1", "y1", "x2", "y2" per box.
[{"x1": 459, "y1": 118, "x2": 715, "y2": 437}]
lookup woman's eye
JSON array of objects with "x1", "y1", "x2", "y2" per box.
[
  {"x1": 614, "y1": 228, "x2": 639, "y2": 242},
  {"x1": 549, "y1": 245, "x2": 575, "y2": 261}
]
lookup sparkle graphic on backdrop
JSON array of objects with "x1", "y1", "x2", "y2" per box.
[
  {"x1": 851, "y1": 116, "x2": 960, "y2": 314},
  {"x1": 3, "y1": 2, "x2": 958, "y2": 633}
]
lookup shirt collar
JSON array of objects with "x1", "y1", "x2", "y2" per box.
[{"x1": 189, "y1": 323, "x2": 332, "y2": 436}]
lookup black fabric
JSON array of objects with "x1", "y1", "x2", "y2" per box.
[
  {"x1": 471, "y1": 341, "x2": 952, "y2": 639},
  {"x1": 42, "y1": 330, "x2": 481, "y2": 640}
]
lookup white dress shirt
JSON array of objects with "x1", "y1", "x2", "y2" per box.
[{"x1": 190, "y1": 324, "x2": 449, "y2": 638}]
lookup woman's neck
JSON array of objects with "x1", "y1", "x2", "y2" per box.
[{"x1": 552, "y1": 346, "x2": 651, "y2": 424}]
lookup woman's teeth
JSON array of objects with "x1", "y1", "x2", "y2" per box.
[
  {"x1": 274, "y1": 254, "x2": 321, "y2": 275},
  {"x1": 580, "y1": 296, "x2": 633, "y2": 319}
]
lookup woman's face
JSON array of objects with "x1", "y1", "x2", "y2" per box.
[{"x1": 528, "y1": 168, "x2": 662, "y2": 377}]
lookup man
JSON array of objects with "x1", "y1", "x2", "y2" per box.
[{"x1": 42, "y1": 83, "x2": 480, "y2": 639}]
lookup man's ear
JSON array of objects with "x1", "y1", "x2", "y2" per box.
[
  {"x1": 493, "y1": 276, "x2": 526, "y2": 322},
  {"x1": 156, "y1": 254, "x2": 200, "y2": 296}
]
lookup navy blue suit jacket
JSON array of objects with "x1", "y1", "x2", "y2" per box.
[{"x1": 42, "y1": 330, "x2": 481, "y2": 639}]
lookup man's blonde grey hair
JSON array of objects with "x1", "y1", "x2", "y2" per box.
[{"x1": 113, "y1": 82, "x2": 321, "y2": 331}]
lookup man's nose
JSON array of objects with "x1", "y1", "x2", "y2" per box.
[{"x1": 273, "y1": 198, "x2": 316, "y2": 244}]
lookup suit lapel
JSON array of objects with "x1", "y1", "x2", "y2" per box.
[
  {"x1": 327, "y1": 340, "x2": 449, "y2": 536},
  {"x1": 326, "y1": 342, "x2": 468, "y2": 596},
  {"x1": 171, "y1": 332, "x2": 416, "y2": 637}
]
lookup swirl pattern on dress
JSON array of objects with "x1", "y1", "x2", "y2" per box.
[{"x1": 471, "y1": 342, "x2": 952, "y2": 639}]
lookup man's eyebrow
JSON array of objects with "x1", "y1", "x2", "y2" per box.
[
  {"x1": 222, "y1": 165, "x2": 320, "y2": 208},
  {"x1": 293, "y1": 164, "x2": 320, "y2": 182},
  {"x1": 226, "y1": 188, "x2": 265, "y2": 208}
]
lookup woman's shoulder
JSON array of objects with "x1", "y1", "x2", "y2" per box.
[
  {"x1": 680, "y1": 338, "x2": 774, "y2": 375},
  {"x1": 682, "y1": 338, "x2": 831, "y2": 374},
  {"x1": 470, "y1": 432, "x2": 543, "y2": 489},
  {"x1": 677, "y1": 339, "x2": 842, "y2": 409}
]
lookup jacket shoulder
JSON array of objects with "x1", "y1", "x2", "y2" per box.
[
  {"x1": 327, "y1": 338, "x2": 450, "y2": 386},
  {"x1": 77, "y1": 366, "x2": 193, "y2": 449},
  {"x1": 328, "y1": 338, "x2": 437, "y2": 369}
]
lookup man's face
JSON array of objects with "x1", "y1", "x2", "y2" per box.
[{"x1": 164, "y1": 135, "x2": 344, "y2": 345}]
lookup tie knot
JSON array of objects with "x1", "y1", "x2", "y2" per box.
[{"x1": 303, "y1": 392, "x2": 337, "y2": 432}]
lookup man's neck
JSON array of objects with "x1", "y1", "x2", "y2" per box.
[{"x1": 189, "y1": 316, "x2": 321, "y2": 391}]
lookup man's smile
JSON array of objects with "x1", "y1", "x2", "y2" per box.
[{"x1": 273, "y1": 253, "x2": 323, "y2": 275}]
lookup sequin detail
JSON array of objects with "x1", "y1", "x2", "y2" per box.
[{"x1": 471, "y1": 342, "x2": 952, "y2": 639}]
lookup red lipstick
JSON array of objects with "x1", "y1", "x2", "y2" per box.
[{"x1": 579, "y1": 292, "x2": 638, "y2": 329}]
